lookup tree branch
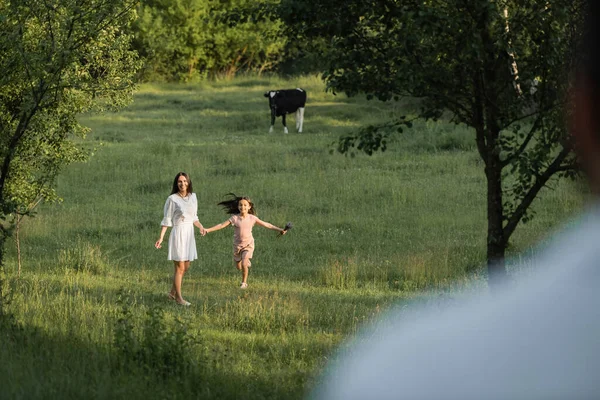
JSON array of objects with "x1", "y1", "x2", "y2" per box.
[
  {"x1": 503, "y1": 146, "x2": 572, "y2": 240},
  {"x1": 499, "y1": 101, "x2": 563, "y2": 130},
  {"x1": 0, "y1": 91, "x2": 45, "y2": 204},
  {"x1": 501, "y1": 113, "x2": 543, "y2": 168}
]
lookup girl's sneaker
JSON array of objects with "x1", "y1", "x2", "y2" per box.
[{"x1": 240, "y1": 282, "x2": 248, "y2": 289}]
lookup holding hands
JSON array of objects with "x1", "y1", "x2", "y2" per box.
[{"x1": 193, "y1": 220, "x2": 207, "y2": 236}]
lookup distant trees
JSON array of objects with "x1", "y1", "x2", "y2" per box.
[
  {"x1": 131, "y1": 0, "x2": 286, "y2": 81},
  {"x1": 0, "y1": 0, "x2": 140, "y2": 312},
  {"x1": 279, "y1": 0, "x2": 584, "y2": 285}
]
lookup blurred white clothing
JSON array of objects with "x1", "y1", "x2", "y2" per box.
[{"x1": 312, "y1": 205, "x2": 600, "y2": 400}]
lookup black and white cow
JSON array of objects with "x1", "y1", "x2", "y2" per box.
[{"x1": 264, "y1": 88, "x2": 306, "y2": 134}]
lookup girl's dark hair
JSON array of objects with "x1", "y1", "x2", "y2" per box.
[
  {"x1": 170, "y1": 172, "x2": 194, "y2": 195},
  {"x1": 217, "y1": 193, "x2": 256, "y2": 215}
]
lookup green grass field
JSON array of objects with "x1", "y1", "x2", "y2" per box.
[{"x1": 0, "y1": 75, "x2": 585, "y2": 399}]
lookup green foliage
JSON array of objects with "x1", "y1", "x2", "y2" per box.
[
  {"x1": 59, "y1": 239, "x2": 110, "y2": 276},
  {"x1": 113, "y1": 289, "x2": 198, "y2": 379},
  {"x1": 215, "y1": 292, "x2": 310, "y2": 334},
  {"x1": 281, "y1": 0, "x2": 584, "y2": 279},
  {"x1": 0, "y1": 0, "x2": 141, "y2": 269},
  {"x1": 113, "y1": 289, "x2": 138, "y2": 364},
  {"x1": 0, "y1": 263, "x2": 13, "y2": 322},
  {"x1": 132, "y1": 0, "x2": 286, "y2": 81},
  {"x1": 320, "y1": 258, "x2": 358, "y2": 290},
  {"x1": 0, "y1": 77, "x2": 585, "y2": 399},
  {"x1": 333, "y1": 117, "x2": 415, "y2": 156}
]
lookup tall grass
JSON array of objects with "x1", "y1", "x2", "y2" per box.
[{"x1": 0, "y1": 75, "x2": 584, "y2": 399}]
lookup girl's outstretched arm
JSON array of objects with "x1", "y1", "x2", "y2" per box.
[
  {"x1": 255, "y1": 218, "x2": 286, "y2": 234},
  {"x1": 205, "y1": 220, "x2": 231, "y2": 233}
]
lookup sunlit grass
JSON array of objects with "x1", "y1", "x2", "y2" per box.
[{"x1": 1, "y1": 74, "x2": 585, "y2": 399}]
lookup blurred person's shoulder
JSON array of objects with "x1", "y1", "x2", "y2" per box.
[{"x1": 529, "y1": 203, "x2": 600, "y2": 285}]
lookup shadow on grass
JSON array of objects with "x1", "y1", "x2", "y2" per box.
[{"x1": 0, "y1": 305, "x2": 309, "y2": 400}]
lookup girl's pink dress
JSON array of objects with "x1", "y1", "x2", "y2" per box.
[{"x1": 228, "y1": 214, "x2": 258, "y2": 262}]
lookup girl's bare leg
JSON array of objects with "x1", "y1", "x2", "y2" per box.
[
  {"x1": 242, "y1": 265, "x2": 249, "y2": 284},
  {"x1": 241, "y1": 257, "x2": 250, "y2": 284}
]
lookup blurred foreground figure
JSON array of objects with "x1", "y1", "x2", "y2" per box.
[{"x1": 311, "y1": 4, "x2": 600, "y2": 400}]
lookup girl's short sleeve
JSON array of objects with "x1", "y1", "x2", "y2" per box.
[
  {"x1": 161, "y1": 197, "x2": 174, "y2": 227},
  {"x1": 228, "y1": 215, "x2": 236, "y2": 226}
]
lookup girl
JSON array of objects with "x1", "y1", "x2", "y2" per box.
[
  {"x1": 155, "y1": 172, "x2": 206, "y2": 306},
  {"x1": 204, "y1": 194, "x2": 286, "y2": 289}
]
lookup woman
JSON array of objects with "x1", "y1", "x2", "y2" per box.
[{"x1": 155, "y1": 172, "x2": 205, "y2": 306}]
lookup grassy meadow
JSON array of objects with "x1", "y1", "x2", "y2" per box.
[{"x1": 1, "y1": 75, "x2": 585, "y2": 399}]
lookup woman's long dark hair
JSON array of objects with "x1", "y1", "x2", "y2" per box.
[
  {"x1": 218, "y1": 193, "x2": 256, "y2": 215},
  {"x1": 170, "y1": 172, "x2": 194, "y2": 195}
]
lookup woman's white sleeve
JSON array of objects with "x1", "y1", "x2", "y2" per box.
[
  {"x1": 160, "y1": 197, "x2": 174, "y2": 227},
  {"x1": 193, "y1": 193, "x2": 199, "y2": 222}
]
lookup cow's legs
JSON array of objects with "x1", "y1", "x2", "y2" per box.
[
  {"x1": 282, "y1": 113, "x2": 288, "y2": 134},
  {"x1": 297, "y1": 107, "x2": 305, "y2": 133},
  {"x1": 269, "y1": 109, "x2": 275, "y2": 133}
]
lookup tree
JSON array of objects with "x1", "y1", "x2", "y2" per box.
[
  {"x1": 280, "y1": 0, "x2": 583, "y2": 286},
  {"x1": 131, "y1": 0, "x2": 286, "y2": 81},
  {"x1": 0, "y1": 0, "x2": 140, "y2": 313}
]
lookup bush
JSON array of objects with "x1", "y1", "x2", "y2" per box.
[
  {"x1": 58, "y1": 240, "x2": 109, "y2": 275},
  {"x1": 113, "y1": 289, "x2": 198, "y2": 379},
  {"x1": 320, "y1": 258, "x2": 358, "y2": 290}
]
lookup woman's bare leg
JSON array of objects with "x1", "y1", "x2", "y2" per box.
[
  {"x1": 170, "y1": 262, "x2": 177, "y2": 298},
  {"x1": 171, "y1": 260, "x2": 189, "y2": 304}
]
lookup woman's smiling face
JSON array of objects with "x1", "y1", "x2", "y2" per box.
[{"x1": 177, "y1": 176, "x2": 188, "y2": 194}]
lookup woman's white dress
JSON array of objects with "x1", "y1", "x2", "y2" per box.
[{"x1": 161, "y1": 193, "x2": 199, "y2": 261}]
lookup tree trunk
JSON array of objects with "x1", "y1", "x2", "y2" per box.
[
  {"x1": 502, "y1": 6, "x2": 522, "y2": 96},
  {"x1": 15, "y1": 215, "x2": 21, "y2": 278},
  {"x1": 477, "y1": 4, "x2": 509, "y2": 289},
  {"x1": 485, "y1": 150, "x2": 508, "y2": 288},
  {"x1": 0, "y1": 232, "x2": 9, "y2": 319}
]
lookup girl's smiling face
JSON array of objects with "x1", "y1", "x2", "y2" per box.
[
  {"x1": 238, "y1": 199, "x2": 251, "y2": 215},
  {"x1": 177, "y1": 176, "x2": 188, "y2": 194}
]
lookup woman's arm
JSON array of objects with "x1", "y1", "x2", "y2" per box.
[
  {"x1": 205, "y1": 220, "x2": 231, "y2": 233},
  {"x1": 255, "y1": 218, "x2": 286, "y2": 234},
  {"x1": 155, "y1": 226, "x2": 169, "y2": 248}
]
